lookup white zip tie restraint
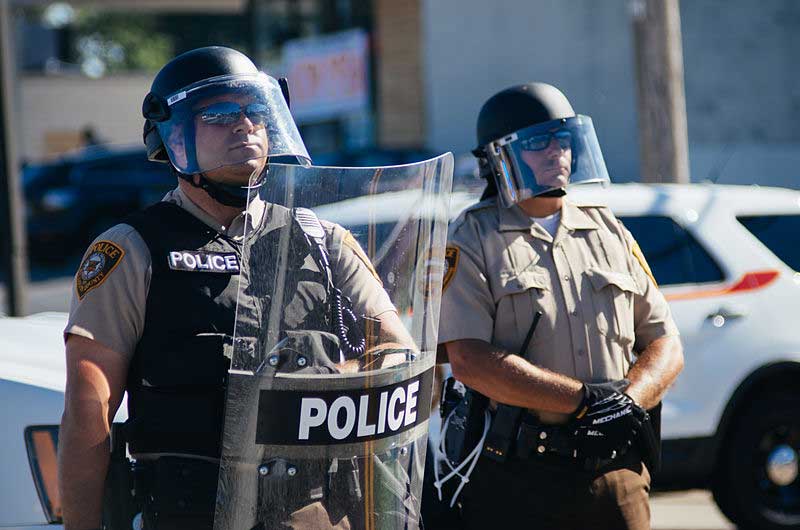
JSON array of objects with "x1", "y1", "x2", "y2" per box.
[{"x1": 433, "y1": 408, "x2": 491, "y2": 507}]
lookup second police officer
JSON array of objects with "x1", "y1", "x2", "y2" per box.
[
  {"x1": 436, "y1": 83, "x2": 684, "y2": 529},
  {"x1": 57, "y1": 46, "x2": 416, "y2": 530}
]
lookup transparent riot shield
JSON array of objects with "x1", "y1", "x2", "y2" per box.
[{"x1": 215, "y1": 154, "x2": 454, "y2": 530}]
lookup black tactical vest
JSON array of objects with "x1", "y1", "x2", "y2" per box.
[{"x1": 123, "y1": 201, "x2": 332, "y2": 458}]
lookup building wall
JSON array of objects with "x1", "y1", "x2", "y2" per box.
[
  {"x1": 422, "y1": 0, "x2": 800, "y2": 187},
  {"x1": 18, "y1": 74, "x2": 151, "y2": 161},
  {"x1": 681, "y1": 0, "x2": 800, "y2": 187},
  {"x1": 422, "y1": 0, "x2": 640, "y2": 180}
]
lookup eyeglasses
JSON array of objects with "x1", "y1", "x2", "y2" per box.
[
  {"x1": 198, "y1": 102, "x2": 270, "y2": 126},
  {"x1": 519, "y1": 129, "x2": 572, "y2": 151}
]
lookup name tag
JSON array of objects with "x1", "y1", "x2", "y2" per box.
[{"x1": 167, "y1": 251, "x2": 240, "y2": 273}]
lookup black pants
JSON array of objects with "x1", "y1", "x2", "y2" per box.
[{"x1": 458, "y1": 452, "x2": 651, "y2": 530}]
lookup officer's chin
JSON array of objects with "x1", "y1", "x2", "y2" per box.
[
  {"x1": 207, "y1": 160, "x2": 265, "y2": 186},
  {"x1": 535, "y1": 172, "x2": 570, "y2": 189}
]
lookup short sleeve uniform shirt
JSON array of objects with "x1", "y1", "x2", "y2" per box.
[
  {"x1": 66, "y1": 187, "x2": 396, "y2": 359},
  {"x1": 439, "y1": 197, "x2": 678, "y2": 385}
]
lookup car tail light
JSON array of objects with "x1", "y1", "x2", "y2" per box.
[{"x1": 24, "y1": 425, "x2": 63, "y2": 524}]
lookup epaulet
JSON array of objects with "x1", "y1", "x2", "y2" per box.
[
  {"x1": 292, "y1": 207, "x2": 326, "y2": 242},
  {"x1": 450, "y1": 197, "x2": 495, "y2": 231}
]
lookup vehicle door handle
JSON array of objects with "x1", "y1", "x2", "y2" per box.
[{"x1": 706, "y1": 306, "x2": 748, "y2": 327}]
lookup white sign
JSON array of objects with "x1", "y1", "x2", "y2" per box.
[{"x1": 283, "y1": 29, "x2": 370, "y2": 122}]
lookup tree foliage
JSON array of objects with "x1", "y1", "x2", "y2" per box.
[{"x1": 71, "y1": 10, "x2": 173, "y2": 75}]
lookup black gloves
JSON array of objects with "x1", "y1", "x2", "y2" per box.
[{"x1": 571, "y1": 379, "x2": 646, "y2": 461}]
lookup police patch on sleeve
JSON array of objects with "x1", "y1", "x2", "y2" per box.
[
  {"x1": 443, "y1": 246, "x2": 460, "y2": 292},
  {"x1": 76, "y1": 240, "x2": 125, "y2": 300},
  {"x1": 632, "y1": 241, "x2": 658, "y2": 287},
  {"x1": 343, "y1": 230, "x2": 382, "y2": 284}
]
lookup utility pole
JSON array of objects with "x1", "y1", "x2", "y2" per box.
[
  {"x1": 0, "y1": 0, "x2": 29, "y2": 315},
  {"x1": 631, "y1": 0, "x2": 690, "y2": 183}
]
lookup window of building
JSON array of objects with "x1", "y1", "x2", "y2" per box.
[
  {"x1": 619, "y1": 216, "x2": 724, "y2": 286},
  {"x1": 737, "y1": 215, "x2": 800, "y2": 272}
]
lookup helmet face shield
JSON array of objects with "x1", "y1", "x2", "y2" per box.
[
  {"x1": 155, "y1": 72, "x2": 310, "y2": 177},
  {"x1": 485, "y1": 115, "x2": 610, "y2": 207}
]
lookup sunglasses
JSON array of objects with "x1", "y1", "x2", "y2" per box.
[
  {"x1": 198, "y1": 102, "x2": 270, "y2": 126},
  {"x1": 520, "y1": 129, "x2": 572, "y2": 151}
]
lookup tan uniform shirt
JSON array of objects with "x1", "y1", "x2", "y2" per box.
[
  {"x1": 66, "y1": 186, "x2": 396, "y2": 359},
  {"x1": 439, "y1": 196, "x2": 678, "y2": 390}
]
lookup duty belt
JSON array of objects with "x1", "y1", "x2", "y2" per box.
[{"x1": 514, "y1": 412, "x2": 627, "y2": 472}]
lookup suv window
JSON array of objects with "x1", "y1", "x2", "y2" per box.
[
  {"x1": 737, "y1": 215, "x2": 800, "y2": 271},
  {"x1": 618, "y1": 216, "x2": 724, "y2": 286}
]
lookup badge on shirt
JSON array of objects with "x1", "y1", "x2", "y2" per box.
[
  {"x1": 443, "y1": 246, "x2": 460, "y2": 292},
  {"x1": 417, "y1": 248, "x2": 445, "y2": 301},
  {"x1": 632, "y1": 241, "x2": 658, "y2": 287},
  {"x1": 76, "y1": 240, "x2": 125, "y2": 300},
  {"x1": 343, "y1": 231, "x2": 382, "y2": 284},
  {"x1": 167, "y1": 251, "x2": 240, "y2": 273}
]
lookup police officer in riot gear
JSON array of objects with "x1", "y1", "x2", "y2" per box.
[
  {"x1": 58, "y1": 46, "x2": 416, "y2": 530},
  {"x1": 435, "y1": 82, "x2": 684, "y2": 529}
]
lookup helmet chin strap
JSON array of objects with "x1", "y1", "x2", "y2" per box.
[
  {"x1": 172, "y1": 165, "x2": 268, "y2": 208},
  {"x1": 538, "y1": 188, "x2": 567, "y2": 198}
]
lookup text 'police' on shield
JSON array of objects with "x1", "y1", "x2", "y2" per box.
[{"x1": 255, "y1": 367, "x2": 434, "y2": 445}]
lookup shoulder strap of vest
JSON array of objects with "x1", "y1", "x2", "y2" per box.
[
  {"x1": 291, "y1": 207, "x2": 368, "y2": 359},
  {"x1": 291, "y1": 207, "x2": 333, "y2": 290}
]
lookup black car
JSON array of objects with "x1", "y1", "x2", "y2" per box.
[{"x1": 23, "y1": 146, "x2": 174, "y2": 259}]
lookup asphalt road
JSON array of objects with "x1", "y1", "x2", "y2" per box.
[
  {"x1": 5, "y1": 275, "x2": 738, "y2": 529},
  {"x1": 651, "y1": 490, "x2": 735, "y2": 529}
]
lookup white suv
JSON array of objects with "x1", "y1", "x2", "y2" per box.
[{"x1": 568, "y1": 183, "x2": 800, "y2": 530}]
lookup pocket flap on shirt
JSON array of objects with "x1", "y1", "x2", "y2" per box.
[
  {"x1": 586, "y1": 268, "x2": 640, "y2": 295},
  {"x1": 496, "y1": 268, "x2": 549, "y2": 300}
]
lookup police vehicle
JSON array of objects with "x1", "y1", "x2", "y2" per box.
[{"x1": 5, "y1": 183, "x2": 800, "y2": 529}]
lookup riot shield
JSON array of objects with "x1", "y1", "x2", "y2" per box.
[{"x1": 215, "y1": 154, "x2": 454, "y2": 530}]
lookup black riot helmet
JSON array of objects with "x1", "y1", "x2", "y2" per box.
[
  {"x1": 473, "y1": 82, "x2": 610, "y2": 207},
  {"x1": 142, "y1": 46, "x2": 309, "y2": 206}
]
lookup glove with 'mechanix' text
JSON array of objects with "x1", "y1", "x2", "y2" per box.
[{"x1": 571, "y1": 379, "x2": 647, "y2": 461}]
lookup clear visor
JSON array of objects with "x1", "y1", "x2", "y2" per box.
[
  {"x1": 156, "y1": 72, "x2": 311, "y2": 175},
  {"x1": 486, "y1": 115, "x2": 610, "y2": 207}
]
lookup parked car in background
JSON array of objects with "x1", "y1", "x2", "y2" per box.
[
  {"x1": 310, "y1": 148, "x2": 439, "y2": 168},
  {"x1": 573, "y1": 183, "x2": 800, "y2": 530},
  {"x1": 23, "y1": 146, "x2": 174, "y2": 260},
  {"x1": 1, "y1": 312, "x2": 126, "y2": 528}
]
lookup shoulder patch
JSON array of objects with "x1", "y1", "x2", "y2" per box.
[
  {"x1": 632, "y1": 241, "x2": 658, "y2": 287},
  {"x1": 343, "y1": 230, "x2": 382, "y2": 285},
  {"x1": 76, "y1": 240, "x2": 126, "y2": 300},
  {"x1": 443, "y1": 246, "x2": 460, "y2": 292}
]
